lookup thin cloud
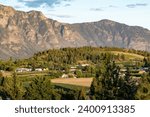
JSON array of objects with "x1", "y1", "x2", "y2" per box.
[
  {"x1": 109, "y1": 5, "x2": 118, "y2": 8},
  {"x1": 126, "y1": 4, "x2": 136, "y2": 8},
  {"x1": 136, "y1": 3, "x2": 148, "y2": 6},
  {"x1": 126, "y1": 3, "x2": 148, "y2": 8},
  {"x1": 90, "y1": 8, "x2": 103, "y2": 11},
  {"x1": 14, "y1": 5, "x2": 22, "y2": 9},
  {"x1": 18, "y1": 0, "x2": 72, "y2": 8},
  {"x1": 91, "y1": 5, "x2": 118, "y2": 12},
  {"x1": 49, "y1": 14, "x2": 73, "y2": 18},
  {"x1": 22, "y1": 0, "x2": 36, "y2": 1},
  {"x1": 64, "y1": 4, "x2": 71, "y2": 7}
]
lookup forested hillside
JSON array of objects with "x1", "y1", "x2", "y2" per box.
[{"x1": 0, "y1": 47, "x2": 150, "y2": 100}]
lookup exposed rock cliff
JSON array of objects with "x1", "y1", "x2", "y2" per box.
[{"x1": 0, "y1": 4, "x2": 150, "y2": 59}]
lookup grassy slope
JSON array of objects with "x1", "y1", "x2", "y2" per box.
[{"x1": 110, "y1": 51, "x2": 144, "y2": 59}]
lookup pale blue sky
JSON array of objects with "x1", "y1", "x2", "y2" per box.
[{"x1": 0, "y1": 0, "x2": 150, "y2": 29}]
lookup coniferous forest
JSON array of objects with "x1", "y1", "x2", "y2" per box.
[{"x1": 0, "y1": 47, "x2": 150, "y2": 100}]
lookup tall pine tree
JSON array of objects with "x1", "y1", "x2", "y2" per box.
[{"x1": 90, "y1": 60, "x2": 137, "y2": 100}]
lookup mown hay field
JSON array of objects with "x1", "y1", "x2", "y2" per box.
[{"x1": 51, "y1": 78, "x2": 93, "y2": 87}]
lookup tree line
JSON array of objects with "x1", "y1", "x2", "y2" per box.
[
  {"x1": 1, "y1": 46, "x2": 149, "y2": 72},
  {"x1": 0, "y1": 59, "x2": 150, "y2": 100}
]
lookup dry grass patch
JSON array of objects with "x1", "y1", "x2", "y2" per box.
[
  {"x1": 51, "y1": 78, "x2": 93, "y2": 87},
  {"x1": 110, "y1": 51, "x2": 144, "y2": 59},
  {"x1": 1, "y1": 71, "x2": 12, "y2": 77}
]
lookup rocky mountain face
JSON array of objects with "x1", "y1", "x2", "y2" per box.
[{"x1": 0, "y1": 4, "x2": 150, "y2": 59}]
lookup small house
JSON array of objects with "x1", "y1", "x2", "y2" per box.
[
  {"x1": 61, "y1": 73, "x2": 76, "y2": 78},
  {"x1": 139, "y1": 70, "x2": 146, "y2": 74},
  {"x1": 16, "y1": 68, "x2": 32, "y2": 73},
  {"x1": 35, "y1": 68, "x2": 43, "y2": 72},
  {"x1": 61, "y1": 74, "x2": 69, "y2": 78}
]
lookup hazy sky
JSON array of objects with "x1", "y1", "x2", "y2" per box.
[{"x1": 0, "y1": 0, "x2": 150, "y2": 29}]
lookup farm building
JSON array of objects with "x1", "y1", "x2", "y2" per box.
[{"x1": 16, "y1": 68, "x2": 32, "y2": 73}]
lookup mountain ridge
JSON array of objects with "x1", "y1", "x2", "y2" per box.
[{"x1": 0, "y1": 4, "x2": 150, "y2": 59}]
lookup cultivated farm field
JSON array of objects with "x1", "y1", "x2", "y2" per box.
[{"x1": 51, "y1": 78, "x2": 93, "y2": 87}]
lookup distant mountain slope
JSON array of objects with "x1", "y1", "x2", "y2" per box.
[
  {"x1": 71, "y1": 20, "x2": 150, "y2": 49},
  {"x1": 0, "y1": 4, "x2": 150, "y2": 59}
]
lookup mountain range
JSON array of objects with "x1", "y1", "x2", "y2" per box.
[{"x1": 0, "y1": 4, "x2": 150, "y2": 59}]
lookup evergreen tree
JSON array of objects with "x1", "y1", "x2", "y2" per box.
[
  {"x1": 136, "y1": 73, "x2": 150, "y2": 99},
  {"x1": 24, "y1": 77, "x2": 61, "y2": 100},
  {"x1": 90, "y1": 78, "x2": 100, "y2": 99},
  {"x1": 0, "y1": 73, "x2": 25, "y2": 100},
  {"x1": 90, "y1": 61, "x2": 137, "y2": 100},
  {"x1": 78, "y1": 88, "x2": 86, "y2": 100},
  {"x1": 117, "y1": 68, "x2": 137, "y2": 100},
  {"x1": 75, "y1": 70, "x2": 83, "y2": 78}
]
